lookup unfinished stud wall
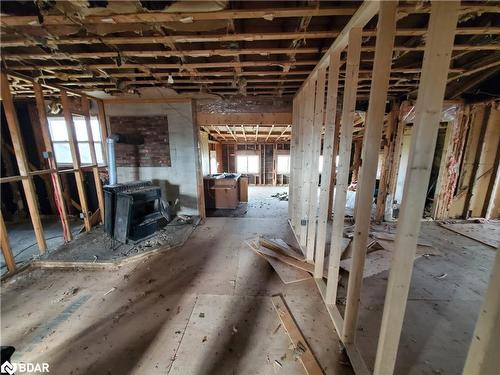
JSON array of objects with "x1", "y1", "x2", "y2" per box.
[
  {"x1": 104, "y1": 101, "x2": 201, "y2": 216},
  {"x1": 220, "y1": 143, "x2": 290, "y2": 185}
]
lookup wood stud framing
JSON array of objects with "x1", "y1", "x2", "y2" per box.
[
  {"x1": 326, "y1": 27, "x2": 363, "y2": 305},
  {"x1": 60, "y1": 90, "x2": 92, "y2": 232},
  {"x1": 305, "y1": 66, "x2": 326, "y2": 261},
  {"x1": 314, "y1": 51, "x2": 341, "y2": 279},
  {"x1": 288, "y1": 1, "x2": 497, "y2": 375},
  {"x1": 343, "y1": 1, "x2": 397, "y2": 344},
  {"x1": 1, "y1": 72, "x2": 47, "y2": 254},
  {"x1": 33, "y1": 81, "x2": 73, "y2": 242},
  {"x1": 82, "y1": 97, "x2": 105, "y2": 223},
  {"x1": 374, "y1": 2, "x2": 459, "y2": 374}
]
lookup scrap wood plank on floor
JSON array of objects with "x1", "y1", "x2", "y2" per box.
[
  {"x1": 259, "y1": 237, "x2": 306, "y2": 261},
  {"x1": 340, "y1": 239, "x2": 442, "y2": 278},
  {"x1": 437, "y1": 220, "x2": 500, "y2": 249},
  {"x1": 271, "y1": 295, "x2": 323, "y2": 375},
  {"x1": 246, "y1": 240, "x2": 312, "y2": 284}
]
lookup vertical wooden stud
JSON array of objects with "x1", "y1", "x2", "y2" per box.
[
  {"x1": 96, "y1": 99, "x2": 109, "y2": 164},
  {"x1": 374, "y1": 2, "x2": 459, "y2": 374},
  {"x1": 60, "y1": 90, "x2": 92, "y2": 232},
  {"x1": 1, "y1": 72, "x2": 47, "y2": 253},
  {"x1": 82, "y1": 96, "x2": 105, "y2": 223},
  {"x1": 315, "y1": 50, "x2": 341, "y2": 278},
  {"x1": 33, "y1": 82, "x2": 73, "y2": 241},
  {"x1": 0, "y1": 210, "x2": 16, "y2": 273},
  {"x1": 462, "y1": 245, "x2": 500, "y2": 374},
  {"x1": 343, "y1": 0, "x2": 397, "y2": 343},
  {"x1": 299, "y1": 81, "x2": 316, "y2": 250},
  {"x1": 306, "y1": 66, "x2": 327, "y2": 261},
  {"x1": 325, "y1": 27, "x2": 363, "y2": 304}
]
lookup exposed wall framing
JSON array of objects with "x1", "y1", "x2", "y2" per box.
[
  {"x1": 288, "y1": 1, "x2": 499, "y2": 374},
  {"x1": 0, "y1": 72, "x2": 108, "y2": 275}
]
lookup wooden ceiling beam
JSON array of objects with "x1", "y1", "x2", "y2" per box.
[
  {"x1": 2, "y1": 48, "x2": 323, "y2": 60},
  {"x1": 0, "y1": 4, "x2": 497, "y2": 27},
  {"x1": 197, "y1": 112, "x2": 292, "y2": 126},
  {"x1": 6, "y1": 60, "x2": 318, "y2": 71},
  {"x1": 3, "y1": 27, "x2": 500, "y2": 48},
  {"x1": 4, "y1": 44, "x2": 498, "y2": 61}
]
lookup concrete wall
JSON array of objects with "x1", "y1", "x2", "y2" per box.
[{"x1": 104, "y1": 101, "x2": 200, "y2": 216}]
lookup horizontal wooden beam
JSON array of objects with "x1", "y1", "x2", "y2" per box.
[
  {"x1": 2, "y1": 27, "x2": 499, "y2": 48},
  {"x1": 0, "y1": 4, "x2": 496, "y2": 27},
  {"x1": 7, "y1": 60, "x2": 318, "y2": 71},
  {"x1": 197, "y1": 112, "x2": 292, "y2": 126},
  {"x1": 2, "y1": 47, "x2": 323, "y2": 60},
  {"x1": 0, "y1": 6, "x2": 359, "y2": 27},
  {"x1": 4, "y1": 45, "x2": 498, "y2": 61}
]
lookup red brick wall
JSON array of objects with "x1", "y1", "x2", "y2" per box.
[{"x1": 109, "y1": 116, "x2": 171, "y2": 167}]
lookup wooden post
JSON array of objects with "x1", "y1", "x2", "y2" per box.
[
  {"x1": 60, "y1": 90, "x2": 92, "y2": 232},
  {"x1": 191, "y1": 101, "x2": 206, "y2": 220},
  {"x1": 33, "y1": 82, "x2": 73, "y2": 242},
  {"x1": 292, "y1": 91, "x2": 305, "y2": 233},
  {"x1": 306, "y1": 66, "x2": 327, "y2": 261},
  {"x1": 328, "y1": 113, "x2": 341, "y2": 221},
  {"x1": 351, "y1": 139, "x2": 362, "y2": 183},
  {"x1": 342, "y1": 0, "x2": 397, "y2": 344},
  {"x1": 462, "y1": 245, "x2": 500, "y2": 374},
  {"x1": 0, "y1": 210, "x2": 16, "y2": 273},
  {"x1": 375, "y1": 100, "x2": 400, "y2": 222},
  {"x1": 325, "y1": 27, "x2": 362, "y2": 304},
  {"x1": 315, "y1": 50, "x2": 341, "y2": 278},
  {"x1": 82, "y1": 96, "x2": 105, "y2": 223},
  {"x1": 385, "y1": 102, "x2": 407, "y2": 210},
  {"x1": 289, "y1": 99, "x2": 297, "y2": 223},
  {"x1": 1, "y1": 72, "x2": 47, "y2": 253},
  {"x1": 96, "y1": 99, "x2": 109, "y2": 164},
  {"x1": 374, "y1": 2, "x2": 459, "y2": 374},
  {"x1": 299, "y1": 81, "x2": 316, "y2": 250}
]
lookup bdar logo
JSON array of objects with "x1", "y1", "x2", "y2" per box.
[{"x1": 1, "y1": 361, "x2": 15, "y2": 375}]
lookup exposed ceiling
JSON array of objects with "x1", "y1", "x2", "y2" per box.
[{"x1": 1, "y1": 1, "x2": 499, "y2": 100}]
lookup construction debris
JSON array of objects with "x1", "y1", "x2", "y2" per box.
[
  {"x1": 271, "y1": 295, "x2": 323, "y2": 375},
  {"x1": 271, "y1": 192, "x2": 289, "y2": 201}
]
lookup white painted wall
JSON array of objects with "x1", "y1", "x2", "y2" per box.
[{"x1": 104, "y1": 101, "x2": 200, "y2": 216}]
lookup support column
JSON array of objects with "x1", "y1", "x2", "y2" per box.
[
  {"x1": 82, "y1": 97, "x2": 105, "y2": 223},
  {"x1": 325, "y1": 27, "x2": 363, "y2": 304},
  {"x1": 0, "y1": 211, "x2": 16, "y2": 273},
  {"x1": 462, "y1": 245, "x2": 500, "y2": 374},
  {"x1": 375, "y1": 100, "x2": 400, "y2": 222},
  {"x1": 374, "y1": 2, "x2": 459, "y2": 374},
  {"x1": 306, "y1": 66, "x2": 327, "y2": 261},
  {"x1": 96, "y1": 99, "x2": 109, "y2": 165},
  {"x1": 342, "y1": 0, "x2": 397, "y2": 343},
  {"x1": 33, "y1": 82, "x2": 73, "y2": 242},
  {"x1": 315, "y1": 50, "x2": 341, "y2": 278},
  {"x1": 299, "y1": 81, "x2": 316, "y2": 249},
  {"x1": 60, "y1": 90, "x2": 92, "y2": 232},
  {"x1": 1, "y1": 72, "x2": 47, "y2": 253}
]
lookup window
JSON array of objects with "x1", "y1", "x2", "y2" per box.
[
  {"x1": 277, "y1": 155, "x2": 290, "y2": 174},
  {"x1": 236, "y1": 154, "x2": 260, "y2": 174},
  {"x1": 48, "y1": 116, "x2": 104, "y2": 165}
]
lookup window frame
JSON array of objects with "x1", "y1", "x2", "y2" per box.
[
  {"x1": 236, "y1": 152, "x2": 260, "y2": 174},
  {"x1": 47, "y1": 115, "x2": 106, "y2": 167}
]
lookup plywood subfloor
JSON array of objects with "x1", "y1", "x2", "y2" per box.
[
  {"x1": 1, "y1": 219, "x2": 494, "y2": 375},
  {"x1": 438, "y1": 220, "x2": 500, "y2": 248},
  {"x1": 1, "y1": 217, "x2": 350, "y2": 375}
]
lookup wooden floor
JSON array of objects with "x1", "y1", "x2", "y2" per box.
[
  {"x1": 0, "y1": 217, "x2": 351, "y2": 375},
  {"x1": 0, "y1": 217, "x2": 494, "y2": 374}
]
